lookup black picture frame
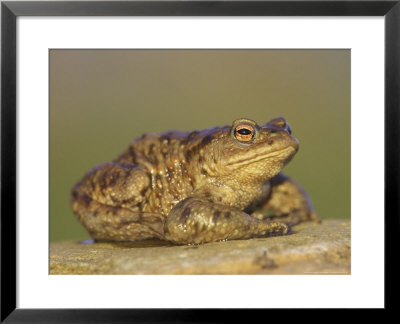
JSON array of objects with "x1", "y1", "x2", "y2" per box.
[{"x1": 1, "y1": 0, "x2": 398, "y2": 321}]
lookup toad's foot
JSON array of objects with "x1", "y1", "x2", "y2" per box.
[{"x1": 164, "y1": 197, "x2": 288, "y2": 245}]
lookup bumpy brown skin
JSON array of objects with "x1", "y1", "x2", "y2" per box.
[{"x1": 71, "y1": 117, "x2": 320, "y2": 245}]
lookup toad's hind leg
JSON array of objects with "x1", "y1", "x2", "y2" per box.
[
  {"x1": 71, "y1": 162, "x2": 164, "y2": 241},
  {"x1": 250, "y1": 173, "x2": 320, "y2": 226},
  {"x1": 164, "y1": 197, "x2": 288, "y2": 245}
]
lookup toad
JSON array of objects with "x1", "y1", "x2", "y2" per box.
[{"x1": 71, "y1": 117, "x2": 319, "y2": 244}]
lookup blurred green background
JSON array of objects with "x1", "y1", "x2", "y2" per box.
[{"x1": 50, "y1": 49, "x2": 350, "y2": 242}]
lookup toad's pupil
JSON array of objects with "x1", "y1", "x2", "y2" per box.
[{"x1": 237, "y1": 128, "x2": 252, "y2": 135}]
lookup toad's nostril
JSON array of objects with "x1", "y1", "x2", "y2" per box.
[
  {"x1": 278, "y1": 118, "x2": 287, "y2": 127},
  {"x1": 266, "y1": 117, "x2": 292, "y2": 135},
  {"x1": 284, "y1": 122, "x2": 292, "y2": 135},
  {"x1": 267, "y1": 117, "x2": 286, "y2": 127}
]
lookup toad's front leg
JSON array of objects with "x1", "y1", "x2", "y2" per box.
[{"x1": 164, "y1": 197, "x2": 288, "y2": 245}]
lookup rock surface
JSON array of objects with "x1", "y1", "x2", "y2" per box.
[{"x1": 50, "y1": 220, "x2": 350, "y2": 275}]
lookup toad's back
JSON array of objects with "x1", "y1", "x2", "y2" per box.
[{"x1": 115, "y1": 130, "x2": 200, "y2": 216}]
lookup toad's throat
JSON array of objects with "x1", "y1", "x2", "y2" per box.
[{"x1": 226, "y1": 146, "x2": 296, "y2": 167}]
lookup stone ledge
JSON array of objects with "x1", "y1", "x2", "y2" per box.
[{"x1": 50, "y1": 219, "x2": 350, "y2": 275}]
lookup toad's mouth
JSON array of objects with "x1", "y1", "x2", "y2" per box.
[{"x1": 226, "y1": 146, "x2": 297, "y2": 167}]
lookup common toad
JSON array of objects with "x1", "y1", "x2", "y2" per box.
[{"x1": 71, "y1": 117, "x2": 319, "y2": 244}]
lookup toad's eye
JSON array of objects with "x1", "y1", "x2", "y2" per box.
[{"x1": 234, "y1": 124, "x2": 255, "y2": 142}]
